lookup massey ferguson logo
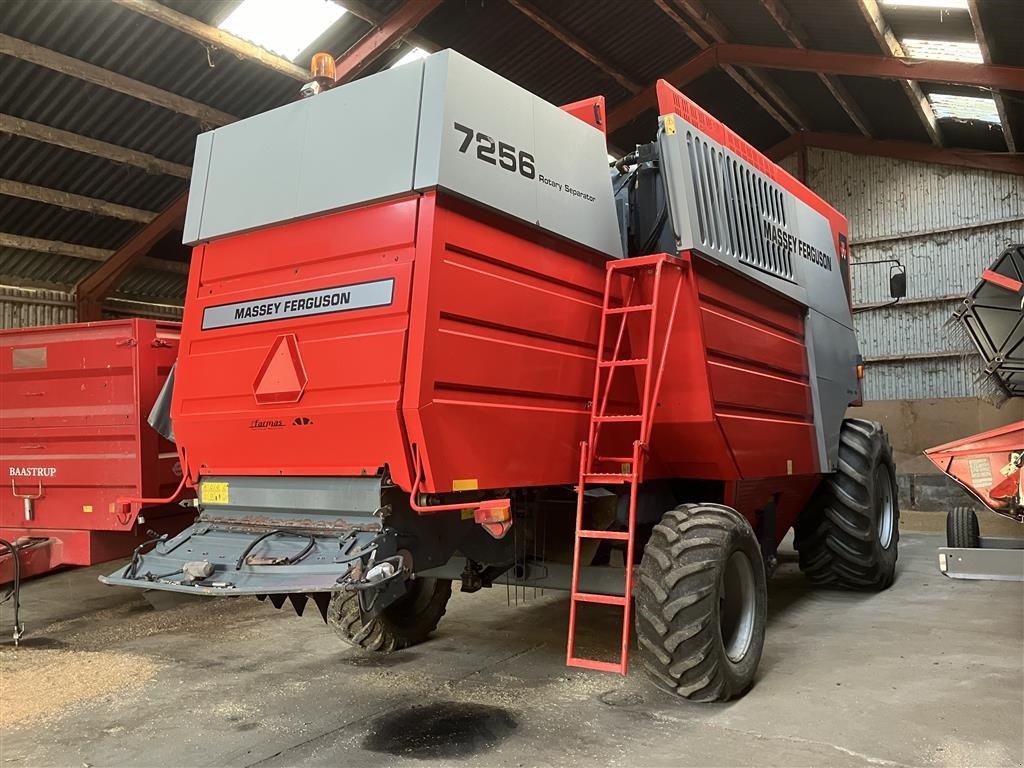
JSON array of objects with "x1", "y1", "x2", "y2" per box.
[{"x1": 9, "y1": 466, "x2": 56, "y2": 478}]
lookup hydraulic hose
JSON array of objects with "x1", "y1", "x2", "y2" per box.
[{"x1": 0, "y1": 538, "x2": 24, "y2": 646}]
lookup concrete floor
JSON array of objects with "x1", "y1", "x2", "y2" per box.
[{"x1": 1, "y1": 531, "x2": 1022, "y2": 767}]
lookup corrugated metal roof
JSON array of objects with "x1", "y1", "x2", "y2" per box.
[{"x1": 0, "y1": 0, "x2": 1019, "y2": 312}]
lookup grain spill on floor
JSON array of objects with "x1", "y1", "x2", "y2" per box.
[{"x1": 0, "y1": 648, "x2": 159, "y2": 728}]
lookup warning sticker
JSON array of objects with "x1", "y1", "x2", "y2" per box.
[
  {"x1": 967, "y1": 457, "x2": 993, "y2": 489},
  {"x1": 201, "y1": 278, "x2": 395, "y2": 330},
  {"x1": 201, "y1": 482, "x2": 230, "y2": 505}
]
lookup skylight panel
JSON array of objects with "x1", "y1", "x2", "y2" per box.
[
  {"x1": 219, "y1": 0, "x2": 346, "y2": 60},
  {"x1": 390, "y1": 47, "x2": 429, "y2": 69},
  {"x1": 902, "y1": 38, "x2": 983, "y2": 63},
  {"x1": 881, "y1": 0, "x2": 968, "y2": 9},
  {"x1": 928, "y1": 93, "x2": 1000, "y2": 123}
]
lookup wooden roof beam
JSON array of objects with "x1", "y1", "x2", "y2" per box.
[
  {"x1": 654, "y1": 0, "x2": 798, "y2": 132},
  {"x1": 0, "y1": 232, "x2": 188, "y2": 274},
  {"x1": 856, "y1": 0, "x2": 941, "y2": 146},
  {"x1": 75, "y1": 193, "x2": 189, "y2": 321},
  {"x1": 333, "y1": 0, "x2": 444, "y2": 84},
  {"x1": 767, "y1": 131, "x2": 1024, "y2": 176},
  {"x1": 506, "y1": 0, "x2": 643, "y2": 94},
  {"x1": 111, "y1": 0, "x2": 310, "y2": 82},
  {"x1": 606, "y1": 44, "x2": 1024, "y2": 134},
  {"x1": 757, "y1": 0, "x2": 872, "y2": 137},
  {"x1": 0, "y1": 33, "x2": 235, "y2": 126},
  {"x1": 0, "y1": 113, "x2": 191, "y2": 179},
  {"x1": 715, "y1": 44, "x2": 1024, "y2": 90},
  {"x1": 336, "y1": 0, "x2": 440, "y2": 54},
  {"x1": 967, "y1": 0, "x2": 1016, "y2": 153},
  {"x1": 0, "y1": 179, "x2": 156, "y2": 223},
  {"x1": 665, "y1": 0, "x2": 808, "y2": 133}
]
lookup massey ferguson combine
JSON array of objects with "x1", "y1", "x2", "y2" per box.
[{"x1": 102, "y1": 51, "x2": 900, "y2": 701}]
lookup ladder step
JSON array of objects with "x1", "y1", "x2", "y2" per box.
[
  {"x1": 582, "y1": 473, "x2": 634, "y2": 484},
  {"x1": 572, "y1": 592, "x2": 628, "y2": 606},
  {"x1": 577, "y1": 529, "x2": 630, "y2": 541},
  {"x1": 604, "y1": 303, "x2": 654, "y2": 314},
  {"x1": 598, "y1": 358, "x2": 647, "y2": 368},
  {"x1": 593, "y1": 414, "x2": 643, "y2": 422},
  {"x1": 567, "y1": 657, "x2": 626, "y2": 674},
  {"x1": 594, "y1": 456, "x2": 633, "y2": 464}
]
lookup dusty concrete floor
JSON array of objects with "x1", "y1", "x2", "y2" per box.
[{"x1": 1, "y1": 531, "x2": 1021, "y2": 767}]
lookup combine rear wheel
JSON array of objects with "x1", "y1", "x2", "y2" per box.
[
  {"x1": 946, "y1": 507, "x2": 980, "y2": 548},
  {"x1": 635, "y1": 504, "x2": 767, "y2": 702},
  {"x1": 795, "y1": 418, "x2": 899, "y2": 590},
  {"x1": 327, "y1": 577, "x2": 451, "y2": 653}
]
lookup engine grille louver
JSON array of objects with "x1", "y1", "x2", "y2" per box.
[{"x1": 685, "y1": 131, "x2": 793, "y2": 282}]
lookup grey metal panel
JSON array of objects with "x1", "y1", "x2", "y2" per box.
[
  {"x1": 416, "y1": 50, "x2": 622, "y2": 257},
  {"x1": 183, "y1": 50, "x2": 621, "y2": 258},
  {"x1": 184, "y1": 62, "x2": 425, "y2": 245},
  {"x1": 199, "y1": 475, "x2": 382, "y2": 517},
  {"x1": 806, "y1": 309, "x2": 861, "y2": 470},
  {"x1": 181, "y1": 131, "x2": 213, "y2": 244}
]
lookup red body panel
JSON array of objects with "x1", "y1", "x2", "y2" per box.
[
  {"x1": 0, "y1": 319, "x2": 184, "y2": 569},
  {"x1": 925, "y1": 422, "x2": 1023, "y2": 514},
  {"x1": 172, "y1": 191, "x2": 824, "y2": 533}
]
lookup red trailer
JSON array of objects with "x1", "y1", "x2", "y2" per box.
[{"x1": 1, "y1": 319, "x2": 188, "y2": 587}]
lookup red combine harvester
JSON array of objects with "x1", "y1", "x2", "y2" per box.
[
  {"x1": 103, "y1": 52, "x2": 901, "y2": 701},
  {"x1": 927, "y1": 244, "x2": 1023, "y2": 581},
  {"x1": 1, "y1": 319, "x2": 189, "y2": 641}
]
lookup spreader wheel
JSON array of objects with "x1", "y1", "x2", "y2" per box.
[
  {"x1": 946, "y1": 507, "x2": 980, "y2": 548},
  {"x1": 327, "y1": 577, "x2": 451, "y2": 653},
  {"x1": 635, "y1": 504, "x2": 767, "y2": 702},
  {"x1": 795, "y1": 418, "x2": 900, "y2": 590}
]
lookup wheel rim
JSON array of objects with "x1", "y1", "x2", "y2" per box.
[
  {"x1": 875, "y1": 464, "x2": 895, "y2": 549},
  {"x1": 720, "y1": 550, "x2": 756, "y2": 663}
]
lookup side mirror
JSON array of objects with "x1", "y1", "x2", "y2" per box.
[{"x1": 889, "y1": 266, "x2": 907, "y2": 300}]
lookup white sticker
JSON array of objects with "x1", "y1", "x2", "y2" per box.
[{"x1": 201, "y1": 278, "x2": 394, "y2": 330}]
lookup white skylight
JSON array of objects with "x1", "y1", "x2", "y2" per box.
[
  {"x1": 390, "y1": 47, "x2": 429, "y2": 68},
  {"x1": 902, "y1": 38, "x2": 983, "y2": 63},
  {"x1": 219, "y1": 0, "x2": 346, "y2": 60},
  {"x1": 881, "y1": 0, "x2": 968, "y2": 9},
  {"x1": 928, "y1": 93, "x2": 1001, "y2": 123}
]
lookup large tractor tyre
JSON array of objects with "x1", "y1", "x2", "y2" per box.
[
  {"x1": 635, "y1": 504, "x2": 768, "y2": 703},
  {"x1": 946, "y1": 507, "x2": 980, "y2": 548},
  {"x1": 795, "y1": 418, "x2": 899, "y2": 590},
  {"x1": 327, "y1": 577, "x2": 452, "y2": 653}
]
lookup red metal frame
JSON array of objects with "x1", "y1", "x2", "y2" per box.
[{"x1": 925, "y1": 422, "x2": 1023, "y2": 518}]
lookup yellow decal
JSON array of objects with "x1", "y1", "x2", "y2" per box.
[
  {"x1": 452, "y1": 479, "x2": 478, "y2": 492},
  {"x1": 201, "y1": 482, "x2": 230, "y2": 504},
  {"x1": 663, "y1": 114, "x2": 677, "y2": 135},
  {"x1": 82, "y1": 505, "x2": 93, "y2": 514},
  {"x1": 461, "y1": 509, "x2": 475, "y2": 521}
]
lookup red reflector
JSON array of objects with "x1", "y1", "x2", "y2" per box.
[{"x1": 253, "y1": 334, "x2": 307, "y2": 404}]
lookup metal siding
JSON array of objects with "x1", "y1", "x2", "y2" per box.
[
  {"x1": 800, "y1": 148, "x2": 1024, "y2": 400},
  {"x1": 0, "y1": 286, "x2": 182, "y2": 330}
]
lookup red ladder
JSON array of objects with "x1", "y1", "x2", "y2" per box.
[{"x1": 567, "y1": 254, "x2": 683, "y2": 674}]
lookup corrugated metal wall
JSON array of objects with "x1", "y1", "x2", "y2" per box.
[
  {"x1": 0, "y1": 286, "x2": 182, "y2": 330},
  {"x1": 785, "y1": 149, "x2": 1024, "y2": 400}
]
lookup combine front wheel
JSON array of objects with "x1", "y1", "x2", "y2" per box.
[
  {"x1": 327, "y1": 577, "x2": 452, "y2": 653},
  {"x1": 635, "y1": 503, "x2": 767, "y2": 702},
  {"x1": 795, "y1": 418, "x2": 900, "y2": 590}
]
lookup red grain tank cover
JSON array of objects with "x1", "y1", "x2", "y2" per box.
[{"x1": 1, "y1": 319, "x2": 183, "y2": 568}]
